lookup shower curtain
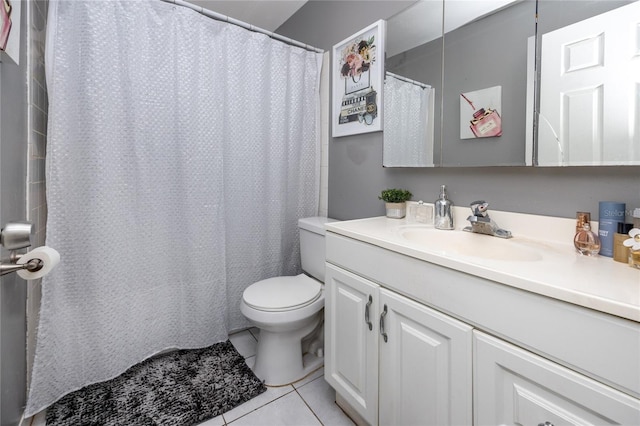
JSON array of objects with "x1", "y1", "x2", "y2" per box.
[
  {"x1": 26, "y1": 0, "x2": 322, "y2": 414},
  {"x1": 383, "y1": 74, "x2": 433, "y2": 166}
]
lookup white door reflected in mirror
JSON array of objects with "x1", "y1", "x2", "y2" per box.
[{"x1": 537, "y1": 1, "x2": 640, "y2": 166}]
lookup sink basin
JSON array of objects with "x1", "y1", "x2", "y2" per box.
[{"x1": 399, "y1": 227, "x2": 545, "y2": 262}]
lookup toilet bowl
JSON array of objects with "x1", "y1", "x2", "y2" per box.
[
  {"x1": 240, "y1": 274, "x2": 324, "y2": 385},
  {"x1": 240, "y1": 216, "x2": 336, "y2": 386}
]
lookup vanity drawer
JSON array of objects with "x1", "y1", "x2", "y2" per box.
[{"x1": 326, "y1": 232, "x2": 640, "y2": 398}]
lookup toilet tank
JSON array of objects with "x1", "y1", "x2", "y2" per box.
[{"x1": 298, "y1": 217, "x2": 337, "y2": 282}]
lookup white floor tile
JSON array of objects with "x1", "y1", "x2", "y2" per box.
[
  {"x1": 195, "y1": 413, "x2": 225, "y2": 426},
  {"x1": 248, "y1": 327, "x2": 260, "y2": 340},
  {"x1": 222, "y1": 385, "x2": 295, "y2": 423},
  {"x1": 27, "y1": 411, "x2": 46, "y2": 426},
  {"x1": 229, "y1": 329, "x2": 258, "y2": 359},
  {"x1": 228, "y1": 391, "x2": 321, "y2": 426},
  {"x1": 292, "y1": 366, "x2": 324, "y2": 389},
  {"x1": 244, "y1": 355, "x2": 256, "y2": 370},
  {"x1": 297, "y1": 377, "x2": 356, "y2": 426}
]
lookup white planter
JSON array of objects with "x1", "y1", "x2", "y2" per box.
[{"x1": 385, "y1": 202, "x2": 407, "y2": 219}]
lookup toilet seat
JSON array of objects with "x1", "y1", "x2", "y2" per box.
[{"x1": 243, "y1": 274, "x2": 322, "y2": 312}]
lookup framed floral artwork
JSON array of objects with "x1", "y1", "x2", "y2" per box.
[{"x1": 332, "y1": 20, "x2": 386, "y2": 138}]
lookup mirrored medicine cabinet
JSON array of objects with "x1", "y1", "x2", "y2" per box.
[{"x1": 382, "y1": 0, "x2": 639, "y2": 168}]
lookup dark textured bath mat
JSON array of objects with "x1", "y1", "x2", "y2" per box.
[{"x1": 45, "y1": 340, "x2": 267, "y2": 426}]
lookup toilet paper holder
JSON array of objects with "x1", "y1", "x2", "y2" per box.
[{"x1": 0, "y1": 221, "x2": 43, "y2": 276}]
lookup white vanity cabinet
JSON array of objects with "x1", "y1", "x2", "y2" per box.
[
  {"x1": 474, "y1": 331, "x2": 640, "y2": 426},
  {"x1": 378, "y1": 287, "x2": 473, "y2": 426},
  {"x1": 325, "y1": 265, "x2": 379, "y2": 425},
  {"x1": 325, "y1": 263, "x2": 473, "y2": 426},
  {"x1": 324, "y1": 222, "x2": 640, "y2": 426}
]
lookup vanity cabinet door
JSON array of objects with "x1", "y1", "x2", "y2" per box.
[
  {"x1": 474, "y1": 331, "x2": 640, "y2": 426},
  {"x1": 378, "y1": 288, "x2": 473, "y2": 426},
  {"x1": 325, "y1": 264, "x2": 380, "y2": 425}
]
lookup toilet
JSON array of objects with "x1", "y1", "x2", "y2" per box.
[{"x1": 240, "y1": 216, "x2": 336, "y2": 386}]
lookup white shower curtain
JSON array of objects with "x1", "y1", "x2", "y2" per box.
[
  {"x1": 383, "y1": 74, "x2": 433, "y2": 167},
  {"x1": 26, "y1": 0, "x2": 322, "y2": 414}
]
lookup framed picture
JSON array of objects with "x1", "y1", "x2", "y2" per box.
[
  {"x1": 459, "y1": 86, "x2": 502, "y2": 139},
  {"x1": 332, "y1": 19, "x2": 386, "y2": 138}
]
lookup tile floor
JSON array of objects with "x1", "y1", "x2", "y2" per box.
[{"x1": 29, "y1": 328, "x2": 355, "y2": 426}]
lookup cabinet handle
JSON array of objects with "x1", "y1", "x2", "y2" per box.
[
  {"x1": 379, "y1": 304, "x2": 388, "y2": 342},
  {"x1": 537, "y1": 422, "x2": 554, "y2": 426},
  {"x1": 364, "y1": 295, "x2": 373, "y2": 331}
]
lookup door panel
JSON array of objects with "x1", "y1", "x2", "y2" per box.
[
  {"x1": 1, "y1": 4, "x2": 30, "y2": 421},
  {"x1": 538, "y1": 1, "x2": 640, "y2": 165},
  {"x1": 325, "y1": 264, "x2": 379, "y2": 425},
  {"x1": 474, "y1": 331, "x2": 640, "y2": 425},
  {"x1": 378, "y1": 288, "x2": 473, "y2": 426}
]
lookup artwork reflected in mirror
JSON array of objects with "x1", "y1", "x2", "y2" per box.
[
  {"x1": 441, "y1": 0, "x2": 532, "y2": 167},
  {"x1": 460, "y1": 86, "x2": 503, "y2": 139},
  {"x1": 535, "y1": 0, "x2": 640, "y2": 166}
]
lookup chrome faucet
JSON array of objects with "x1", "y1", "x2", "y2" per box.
[{"x1": 462, "y1": 201, "x2": 512, "y2": 239}]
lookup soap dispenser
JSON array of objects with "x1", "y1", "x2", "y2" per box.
[{"x1": 434, "y1": 185, "x2": 454, "y2": 230}]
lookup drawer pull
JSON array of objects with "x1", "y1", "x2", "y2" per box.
[
  {"x1": 364, "y1": 295, "x2": 373, "y2": 331},
  {"x1": 537, "y1": 422, "x2": 554, "y2": 426},
  {"x1": 380, "y1": 304, "x2": 388, "y2": 342}
]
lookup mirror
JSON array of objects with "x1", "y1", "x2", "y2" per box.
[
  {"x1": 440, "y1": 0, "x2": 534, "y2": 167},
  {"x1": 383, "y1": 1, "x2": 443, "y2": 168},
  {"x1": 383, "y1": 0, "x2": 534, "y2": 167},
  {"x1": 535, "y1": 0, "x2": 640, "y2": 166}
]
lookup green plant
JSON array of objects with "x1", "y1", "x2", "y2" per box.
[{"x1": 378, "y1": 188, "x2": 412, "y2": 203}]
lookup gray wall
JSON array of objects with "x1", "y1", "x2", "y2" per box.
[
  {"x1": 1, "y1": 2, "x2": 29, "y2": 424},
  {"x1": 277, "y1": 1, "x2": 640, "y2": 222}
]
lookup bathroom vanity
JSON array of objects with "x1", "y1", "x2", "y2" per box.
[{"x1": 324, "y1": 208, "x2": 640, "y2": 425}]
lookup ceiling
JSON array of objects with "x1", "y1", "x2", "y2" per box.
[{"x1": 188, "y1": 0, "x2": 308, "y2": 32}]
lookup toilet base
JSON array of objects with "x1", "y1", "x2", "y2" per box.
[{"x1": 252, "y1": 312, "x2": 324, "y2": 386}]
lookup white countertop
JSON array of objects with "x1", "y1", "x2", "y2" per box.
[{"x1": 326, "y1": 209, "x2": 640, "y2": 323}]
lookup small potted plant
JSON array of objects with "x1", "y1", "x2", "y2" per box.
[{"x1": 379, "y1": 188, "x2": 412, "y2": 218}]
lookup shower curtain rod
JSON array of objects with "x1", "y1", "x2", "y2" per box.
[
  {"x1": 160, "y1": 0, "x2": 324, "y2": 53},
  {"x1": 386, "y1": 71, "x2": 431, "y2": 90}
]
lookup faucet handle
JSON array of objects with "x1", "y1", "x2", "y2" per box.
[{"x1": 469, "y1": 200, "x2": 489, "y2": 217}]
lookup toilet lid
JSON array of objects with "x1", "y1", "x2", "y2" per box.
[{"x1": 243, "y1": 274, "x2": 322, "y2": 312}]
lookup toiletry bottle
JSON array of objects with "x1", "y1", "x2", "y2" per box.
[
  {"x1": 613, "y1": 223, "x2": 633, "y2": 263},
  {"x1": 575, "y1": 212, "x2": 591, "y2": 233},
  {"x1": 416, "y1": 201, "x2": 433, "y2": 224},
  {"x1": 574, "y1": 222, "x2": 601, "y2": 256},
  {"x1": 434, "y1": 185, "x2": 454, "y2": 230},
  {"x1": 629, "y1": 248, "x2": 640, "y2": 270},
  {"x1": 598, "y1": 202, "x2": 625, "y2": 257}
]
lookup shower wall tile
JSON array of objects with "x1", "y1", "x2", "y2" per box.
[{"x1": 26, "y1": 0, "x2": 49, "y2": 389}]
